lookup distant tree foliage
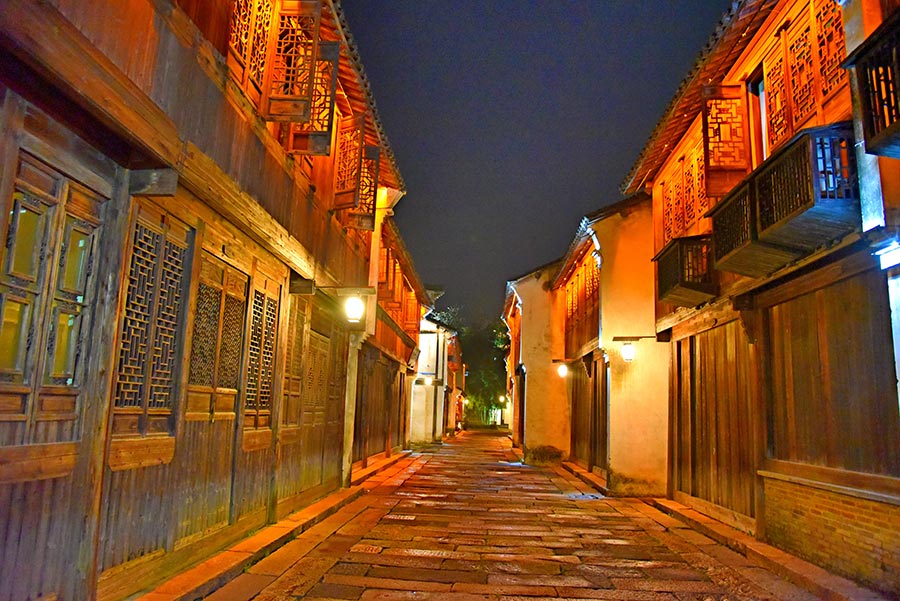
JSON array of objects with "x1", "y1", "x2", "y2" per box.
[{"x1": 431, "y1": 306, "x2": 509, "y2": 425}]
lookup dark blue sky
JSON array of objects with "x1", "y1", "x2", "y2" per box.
[{"x1": 341, "y1": 1, "x2": 734, "y2": 322}]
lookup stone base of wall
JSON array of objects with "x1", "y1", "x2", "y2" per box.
[{"x1": 763, "y1": 475, "x2": 900, "y2": 596}]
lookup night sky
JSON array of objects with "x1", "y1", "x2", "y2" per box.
[{"x1": 341, "y1": 1, "x2": 734, "y2": 323}]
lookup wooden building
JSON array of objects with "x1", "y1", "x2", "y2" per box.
[
  {"x1": 352, "y1": 218, "x2": 427, "y2": 468},
  {"x1": 553, "y1": 194, "x2": 669, "y2": 496},
  {"x1": 622, "y1": 0, "x2": 900, "y2": 593},
  {"x1": 0, "y1": 1, "x2": 425, "y2": 599}
]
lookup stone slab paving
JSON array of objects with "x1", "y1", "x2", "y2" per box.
[{"x1": 210, "y1": 430, "x2": 846, "y2": 600}]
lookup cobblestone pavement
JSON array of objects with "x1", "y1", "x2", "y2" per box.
[{"x1": 209, "y1": 430, "x2": 821, "y2": 600}]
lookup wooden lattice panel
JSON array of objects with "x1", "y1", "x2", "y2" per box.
[
  {"x1": 114, "y1": 202, "x2": 190, "y2": 435},
  {"x1": 787, "y1": 19, "x2": 816, "y2": 129},
  {"x1": 694, "y1": 142, "x2": 709, "y2": 214},
  {"x1": 284, "y1": 42, "x2": 340, "y2": 155},
  {"x1": 262, "y1": 0, "x2": 320, "y2": 120},
  {"x1": 662, "y1": 178, "x2": 675, "y2": 244},
  {"x1": 334, "y1": 115, "x2": 364, "y2": 208},
  {"x1": 245, "y1": 284, "x2": 279, "y2": 427},
  {"x1": 148, "y1": 238, "x2": 187, "y2": 409},
  {"x1": 249, "y1": 0, "x2": 274, "y2": 89},
  {"x1": 764, "y1": 44, "x2": 790, "y2": 149},
  {"x1": 229, "y1": 0, "x2": 252, "y2": 66},
  {"x1": 815, "y1": 0, "x2": 847, "y2": 100},
  {"x1": 706, "y1": 97, "x2": 748, "y2": 169},
  {"x1": 116, "y1": 223, "x2": 162, "y2": 409}
]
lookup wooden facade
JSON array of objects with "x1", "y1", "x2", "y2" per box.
[
  {"x1": 0, "y1": 1, "x2": 422, "y2": 599},
  {"x1": 626, "y1": 0, "x2": 900, "y2": 593},
  {"x1": 352, "y1": 218, "x2": 427, "y2": 467}
]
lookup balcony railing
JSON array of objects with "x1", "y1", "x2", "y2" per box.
[
  {"x1": 709, "y1": 122, "x2": 859, "y2": 277},
  {"x1": 844, "y1": 7, "x2": 900, "y2": 158},
  {"x1": 653, "y1": 235, "x2": 717, "y2": 308}
]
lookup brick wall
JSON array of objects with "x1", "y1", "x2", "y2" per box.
[{"x1": 764, "y1": 477, "x2": 900, "y2": 596}]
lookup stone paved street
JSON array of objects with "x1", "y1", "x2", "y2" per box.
[{"x1": 208, "y1": 430, "x2": 822, "y2": 600}]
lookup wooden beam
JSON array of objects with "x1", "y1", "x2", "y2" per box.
[{"x1": 128, "y1": 169, "x2": 178, "y2": 196}]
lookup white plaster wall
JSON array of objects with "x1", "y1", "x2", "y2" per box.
[
  {"x1": 595, "y1": 202, "x2": 669, "y2": 495},
  {"x1": 514, "y1": 267, "x2": 569, "y2": 455}
]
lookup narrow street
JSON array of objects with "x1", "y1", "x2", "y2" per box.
[{"x1": 205, "y1": 430, "x2": 819, "y2": 601}]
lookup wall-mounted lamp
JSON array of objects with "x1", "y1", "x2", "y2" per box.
[
  {"x1": 612, "y1": 335, "x2": 657, "y2": 363},
  {"x1": 556, "y1": 363, "x2": 569, "y2": 378},
  {"x1": 424, "y1": 375, "x2": 434, "y2": 386},
  {"x1": 344, "y1": 295, "x2": 365, "y2": 323}
]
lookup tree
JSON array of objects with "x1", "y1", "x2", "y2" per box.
[{"x1": 459, "y1": 318, "x2": 509, "y2": 425}]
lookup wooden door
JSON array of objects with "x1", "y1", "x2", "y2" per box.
[
  {"x1": 176, "y1": 251, "x2": 247, "y2": 542},
  {"x1": 570, "y1": 360, "x2": 592, "y2": 467},
  {"x1": 671, "y1": 320, "x2": 756, "y2": 523},
  {"x1": 591, "y1": 356, "x2": 609, "y2": 475},
  {"x1": 300, "y1": 330, "x2": 329, "y2": 488}
]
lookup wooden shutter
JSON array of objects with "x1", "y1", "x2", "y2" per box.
[
  {"x1": 228, "y1": 0, "x2": 276, "y2": 102},
  {"x1": 702, "y1": 84, "x2": 750, "y2": 200},
  {"x1": 261, "y1": 0, "x2": 321, "y2": 121},
  {"x1": 186, "y1": 252, "x2": 248, "y2": 420},
  {"x1": 813, "y1": 0, "x2": 847, "y2": 102},
  {"x1": 284, "y1": 42, "x2": 340, "y2": 155},
  {"x1": 764, "y1": 36, "x2": 791, "y2": 151},
  {"x1": 786, "y1": 15, "x2": 816, "y2": 130},
  {"x1": 334, "y1": 114, "x2": 365, "y2": 209},
  {"x1": 245, "y1": 278, "x2": 280, "y2": 429},
  {"x1": 345, "y1": 145, "x2": 381, "y2": 231},
  {"x1": 282, "y1": 295, "x2": 308, "y2": 427},
  {"x1": 113, "y1": 200, "x2": 190, "y2": 437}
]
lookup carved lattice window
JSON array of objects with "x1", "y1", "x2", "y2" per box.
[
  {"x1": 1, "y1": 153, "x2": 106, "y2": 445},
  {"x1": 787, "y1": 20, "x2": 816, "y2": 128},
  {"x1": 764, "y1": 43, "x2": 790, "y2": 149},
  {"x1": 761, "y1": 2, "x2": 847, "y2": 153},
  {"x1": 334, "y1": 115, "x2": 365, "y2": 209},
  {"x1": 187, "y1": 252, "x2": 249, "y2": 414},
  {"x1": 245, "y1": 282, "x2": 279, "y2": 429},
  {"x1": 705, "y1": 96, "x2": 748, "y2": 169},
  {"x1": 694, "y1": 142, "x2": 709, "y2": 215},
  {"x1": 662, "y1": 179, "x2": 674, "y2": 244},
  {"x1": 682, "y1": 157, "x2": 696, "y2": 227},
  {"x1": 815, "y1": 0, "x2": 847, "y2": 100},
  {"x1": 347, "y1": 146, "x2": 381, "y2": 231},
  {"x1": 113, "y1": 200, "x2": 190, "y2": 437},
  {"x1": 228, "y1": 0, "x2": 275, "y2": 102},
  {"x1": 261, "y1": 0, "x2": 321, "y2": 120},
  {"x1": 283, "y1": 42, "x2": 340, "y2": 155}
]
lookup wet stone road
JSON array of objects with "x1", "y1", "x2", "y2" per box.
[{"x1": 209, "y1": 430, "x2": 819, "y2": 601}]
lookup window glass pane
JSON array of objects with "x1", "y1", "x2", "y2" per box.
[
  {"x1": 10, "y1": 202, "x2": 44, "y2": 279},
  {"x1": 0, "y1": 297, "x2": 30, "y2": 372},
  {"x1": 61, "y1": 223, "x2": 90, "y2": 294},
  {"x1": 50, "y1": 304, "x2": 80, "y2": 383}
]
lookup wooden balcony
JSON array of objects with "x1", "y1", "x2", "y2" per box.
[
  {"x1": 653, "y1": 235, "x2": 717, "y2": 307},
  {"x1": 845, "y1": 8, "x2": 900, "y2": 158},
  {"x1": 709, "y1": 123, "x2": 859, "y2": 277}
]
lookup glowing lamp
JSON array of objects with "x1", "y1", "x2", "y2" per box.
[
  {"x1": 621, "y1": 342, "x2": 636, "y2": 363},
  {"x1": 424, "y1": 376, "x2": 433, "y2": 386},
  {"x1": 344, "y1": 295, "x2": 365, "y2": 323},
  {"x1": 556, "y1": 364, "x2": 568, "y2": 378}
]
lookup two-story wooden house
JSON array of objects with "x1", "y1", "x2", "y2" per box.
[
  {"x1": 0, "y1": 1, "x2": 419, "y2": 599},
  {"x1": 352, "y1": 218, "x2": 427, "y2": 468},
  {"x1": 623, "y1": 0, "x2": 900, "y2": 593}
]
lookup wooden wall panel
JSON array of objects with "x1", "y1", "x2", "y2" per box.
[
  {"x1": 766, "y1": 267, "x2": 900, "y2": 475},
  {"x1": 0, "y1": 476, "x2": 71, "y2": 601},
  {"x1": 173, "y1": 419, "x2": 234, "y2": 543},
  {"x1": 232, "y1": 446, "x2": 273, "y2": 522},
  {"x1": 98, "y1": 463, "x2": 170, "y2": 572}
]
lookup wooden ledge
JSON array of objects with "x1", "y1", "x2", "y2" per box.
[
  {"x1": 108, "y1": 436, "x2": 175, "y2": 471},
  {"x1": 0, "y1": 441, "x2": 77, "y2": 483}
]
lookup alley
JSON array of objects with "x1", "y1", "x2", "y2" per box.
[{"x1": 205, "y1": 430, "x2": 821, "y2": 601}]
